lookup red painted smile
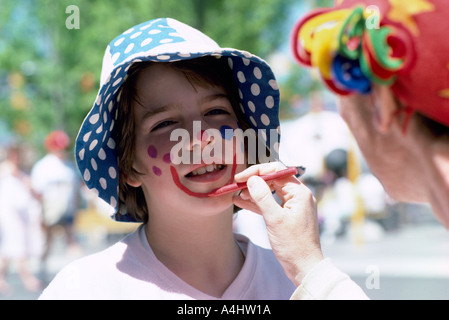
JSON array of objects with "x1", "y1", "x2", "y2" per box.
[{"x1": 170, "y1": 154, "x2": 237, "y2": 198}]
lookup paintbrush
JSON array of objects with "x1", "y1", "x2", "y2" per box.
[{"x1": 207, "y1": 166, "x2": 305, "y2": 197}]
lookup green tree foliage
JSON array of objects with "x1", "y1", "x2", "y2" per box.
[{"x1": 0, "y1": 0, "x2": 332, "y2": 153}]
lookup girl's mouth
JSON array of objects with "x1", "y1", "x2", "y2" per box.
[{"x1": 170, "y1": 155, "x2": 237, "y2": 198}]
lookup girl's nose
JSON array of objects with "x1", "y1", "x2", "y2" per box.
[
  {"x1": 198, "y1": 129, "x2": 211, "y2": 146},
  {"x1": 189, "y1": 129, "x2": 213, "y2": 151},
  {"x1": 183, "y1": 123, "x2": 214, "y2": 164},
  {"x1": 181, "y1": 120, "x2": 212, "y2": 152}
]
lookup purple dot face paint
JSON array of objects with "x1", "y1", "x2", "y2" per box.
[
  {"x1": 152, "y1": 166, "x2": 162, "y2": 176},
  {"x1": 147, "y1": 145, "x2": 164, "y2": 177},
  {"x1": 163, "y1": 153, "x2": 171, "y2": 164},
  {"x1": 148, "y1": 145, "x2": 158, "y2": 159}
]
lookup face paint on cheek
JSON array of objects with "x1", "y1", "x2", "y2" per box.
[
  {"x1": 147, "y1": 145, "x2": 164, "y2": 177},
  {"x1": 152, "y1": 166, "x2": 162, "y2": 176},
  {"x1": 162, "y1": 153, "x2": 171, "y2": 164},
  {"x1": 147, "y1": 145, "x2": 158, "y2": 159}
]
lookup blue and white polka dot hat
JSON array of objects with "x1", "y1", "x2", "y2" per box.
[{"x1": 75, "y1": 18, "x2": 281, "y2": 221}]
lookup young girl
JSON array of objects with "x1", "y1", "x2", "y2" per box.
[{"x1": 39, "y1": 18, "x2": 295, "y2": 299}]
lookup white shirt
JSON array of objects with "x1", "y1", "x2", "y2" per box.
[
  {"x1": 39, "y1": 225, "x2": 295, "y2": 299},
  {"x1": 31, "y1": 154, "x2": 79, "y2": 225}
]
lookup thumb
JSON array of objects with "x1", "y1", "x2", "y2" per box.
[{"x1": 247, "y1": 175, "x2": 280, "y2": 215}]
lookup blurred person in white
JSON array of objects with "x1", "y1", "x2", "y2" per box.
[
  {"x1": 0, "y1": 144, "x2": 42, "y2": 294},
  {"x1": 31, "y1": 130, "x2": 81, "y2": 271},
  {"x1": 319, "y1": 149, "x2": 357, "y2": 244},
  {"x1": 232, "y1": 0, "x2": 449, "y2": 299}
]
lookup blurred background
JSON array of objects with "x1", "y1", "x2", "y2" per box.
[{"x1": 0, "y1": 0, "x2": 448, "y2": 300}]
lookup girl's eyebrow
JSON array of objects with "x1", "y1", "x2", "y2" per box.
[
  {"x1": 139, "y1": 93, "x2": 230, "y2": 120},
  {"x1": 201, "y1": 93, "x2": 229, "y2": 104},
  {"x1": 141, "y1": 105, "x2": 172, "y2": 120},
  {"x1": 132, "y1": 94, "x2": 176, "y2": 120}
]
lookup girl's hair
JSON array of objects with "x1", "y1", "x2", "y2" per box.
[{"x1": 115, "y1": 57, "x2": 251, "y2": 223}]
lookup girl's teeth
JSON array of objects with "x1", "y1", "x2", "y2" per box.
[
  {"x1": 197, "y1": 167, "x2": 206, "y2": 175},
  {"x1": 191, "y1": 164, "x2": 223, "y2": 176}
]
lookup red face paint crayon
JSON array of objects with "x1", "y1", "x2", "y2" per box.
[{"x1": 207, "y1": 166, "x2": 304, "y2": 197}]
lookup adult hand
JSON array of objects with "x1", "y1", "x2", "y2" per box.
[{"x1": 232, "y1": 162, "x2": 324, "y2": 286}]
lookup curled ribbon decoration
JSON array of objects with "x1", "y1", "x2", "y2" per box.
[{"x1": 291, "y1": 6, "x2": 415, "y2": 95}]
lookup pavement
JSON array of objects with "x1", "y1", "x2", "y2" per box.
[
  {"x1": 322, "y1": 222, "x2": 449, "y2": 299},
  {"x1": 2, "y1": 219, "x2": 449, "y2": 300}
]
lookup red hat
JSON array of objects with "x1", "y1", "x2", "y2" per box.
[
  {"x1": 44, "y1": 130, "x2": 70, "y2": 152},
  {"x1": 291, "y1": 0, "x2": 449, "y2": 127}
]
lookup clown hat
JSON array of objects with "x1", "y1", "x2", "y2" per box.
[{"x1": 291, "y1": 0, "x2": 449, "y2": 127}]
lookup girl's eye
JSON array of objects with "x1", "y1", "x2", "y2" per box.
[
  {"x1": 205, "y1": 108, "x2": 231, "y2": 116},
  {"x1": 151, "y1": 120, "x2": 176, "y2": 132}
]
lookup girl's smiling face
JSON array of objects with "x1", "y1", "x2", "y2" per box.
[{"x1": 127, "y1": 63, "x2": 246, "y2": 216}]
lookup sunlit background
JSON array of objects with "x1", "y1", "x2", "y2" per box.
[{"x1": 1, "y1": 0, "x2": 448, "y2": 300}]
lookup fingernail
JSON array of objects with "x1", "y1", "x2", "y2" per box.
[
  {"x1": 246, "y1": 176, "x2": 257, "y2": 187},
  {"x1": 247, "y1": 176, "x2": 263, "y2": 193}
]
